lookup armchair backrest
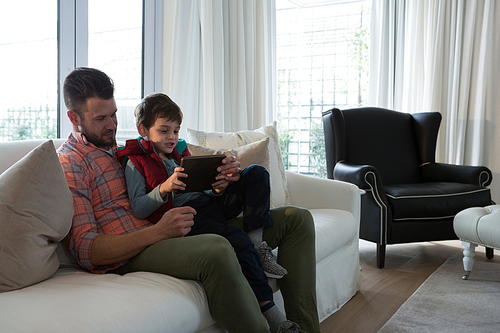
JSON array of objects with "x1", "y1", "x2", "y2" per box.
[{"x1": 322, "y1": 107, "x2": 441, "y2": 185}]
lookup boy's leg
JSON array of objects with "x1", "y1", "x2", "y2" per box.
[
  {"x1": 114, "y1": 234, "x2": 270, "y2": 333},
  {"x1": 189, "y1": 203, "x2": 274, "y2": 304},
  {"x1": 217, "y1": 166, "x2": 288, "y2": 279},
  {"x1": 217, "y1": 165, "x2": 273, "y2": 232},
  {"x1": 229, "y1": 206, "x2": 320, "y2": 333}
]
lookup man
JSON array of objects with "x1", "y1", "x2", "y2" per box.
[{"x1": 57, "y1": 67, "x2": 320, "y2": 333}]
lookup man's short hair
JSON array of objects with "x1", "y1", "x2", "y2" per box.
[
  {"x1": 135, "y1": 93, "x2": 183, "y2": 129},
  {"x1": 63, "y1": 67, "x2": 115, "y2": 117}
]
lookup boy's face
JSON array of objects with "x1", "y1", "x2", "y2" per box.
[{"x1": 139, "y1": 117, "x2": 180, "y2": 156}]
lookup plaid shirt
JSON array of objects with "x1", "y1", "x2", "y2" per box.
[{"x1": 57, "y1": 132, "x2": 152, "y2": 273}]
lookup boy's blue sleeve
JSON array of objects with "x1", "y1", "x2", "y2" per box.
[{"x1": 125, "y1": 159, "x2": 167, "y2": 219}]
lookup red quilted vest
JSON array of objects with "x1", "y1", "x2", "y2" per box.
[{"x1": 116, "y1": 137, "x2": 191, "y2": 223}]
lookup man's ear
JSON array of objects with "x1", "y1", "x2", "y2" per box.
[
  {"x1": 137, "y1": 123, "x2": 149, "y2": 137},
  {"x1": 67, "y1": 109, "x2": 81, "y2": 127}
]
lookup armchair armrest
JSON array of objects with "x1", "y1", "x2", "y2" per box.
[
  {"x1": 333, "y1": 162, "x2": 374, "y2": 189},
  {"x1": 285, "y1": 170, "x2": 361, "y2": 224},
  {"x1": 334, "y1": 160, "x2": 386, "y2": 191},
  {"x1": 421, "y1": 163, "x2": 492, "y2": 187}
]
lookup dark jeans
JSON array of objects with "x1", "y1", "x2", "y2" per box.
[{"x1": 186, "y1": 164, "x2": 274, "y2": 302}]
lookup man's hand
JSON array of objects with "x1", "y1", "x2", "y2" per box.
[
  {"x1": 216, "y1": 155, "x2": 241, "y2": 185},
  {"x1": 155, "y1": 206, "x2": 196, "y2": 239}
]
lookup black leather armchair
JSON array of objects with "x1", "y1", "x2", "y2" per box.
[{"x1": 322, "y1": 107, "x2": 493, "y2": 268}]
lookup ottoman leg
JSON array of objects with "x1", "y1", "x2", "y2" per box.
[{"x1": 461, "y1": 241, "x2": 477, "y2": 280}]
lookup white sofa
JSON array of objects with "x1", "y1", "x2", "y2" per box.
[{"x1": 0, "y1": 138, "x2": 361, "y2": 333}]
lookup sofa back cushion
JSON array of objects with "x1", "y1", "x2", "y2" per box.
[
  {"x1": 0, "y1": 140, "x2": 74, "y2": 292},
  {"x1": 188, "y1": 137, "x2": 271, "y2": 173},
  {"x1": 0, "y1": 139, "x2": 66, "y2": 174},
  {"x1": 187, "y1": 122, "x2": 291, "y2": 207}
]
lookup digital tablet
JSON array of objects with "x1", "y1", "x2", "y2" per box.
[{"x1": 178, "y1": 154, "x2": 226, "y2": 192}]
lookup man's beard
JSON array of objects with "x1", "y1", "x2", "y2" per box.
[{"x1": 81, "y1": 128, "x2": 116, "y2": 149}]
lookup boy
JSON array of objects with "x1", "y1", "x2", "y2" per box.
[{"x1": 116, "y1": 93, "x2": 302, "y2": 333}]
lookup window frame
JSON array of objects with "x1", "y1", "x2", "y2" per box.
[{"x1": 57, "y1": 0, "x2": 163, "y2": 138}]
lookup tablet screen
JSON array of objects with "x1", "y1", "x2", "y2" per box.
[{"x1": 179, "y1": 154, "x2": 226, "y2": 192}]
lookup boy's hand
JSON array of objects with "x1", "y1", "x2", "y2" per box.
[
  {"x1": 216, "y1": 155, "x2": 241, "y2": 185},
  {"x1": 160, "y1": 167, "x2": 187, "y2": 195}
]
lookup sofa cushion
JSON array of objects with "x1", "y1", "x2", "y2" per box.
[
  {"x1": 187, "y1": 121, "x2": 291, "y2": 207},
  {"x1": 0, "y1": 139, "x2": 66, "y2": 174},
  {"x1": 0, "y1": 268, "x2": 216, "y2": 333},
  {"x1": 385, "y1": 182, "x2": 491, "y2": 221},
  {"x1": 0, "y1": 140, "x2": 74, "y2": 292},
  {"x1": 187, "y1": 137, "x2": 270, "y2": 173}
]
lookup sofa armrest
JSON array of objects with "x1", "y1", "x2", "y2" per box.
[{"x1": 286, "y1": 170, "x2": 361, "y2": 225}]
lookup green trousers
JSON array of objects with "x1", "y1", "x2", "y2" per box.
[{"x1": 115, "y1": 206, "x2": 320, "y2": 333}]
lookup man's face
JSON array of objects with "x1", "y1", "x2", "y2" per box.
[{"x1": 77, "y1": 97, "x2": 118, "y2": 150}]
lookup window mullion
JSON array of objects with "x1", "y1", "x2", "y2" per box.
[
  {"x1": 58, "y1": 0, "x2": 89, "y2": 138},
  {"x1": 58, "y1": 0, "x2": 76, "y2": 137},
  {"x1": 75, "y1": 0, "x2": 88, "y2": 67},
  {"x1": 143, "y1": 0, "x2": 164, "y2": 97}
]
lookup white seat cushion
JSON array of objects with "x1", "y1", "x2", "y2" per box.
[
  {"x1": 310, "y1": 209, "x2": 357, "y2": 263},
  {"x1": 454, "y1": 205, "x2": 500, "y2": 249},
  {"x1": 0, "y1": 268, "x2": 216, "y2": 333}
]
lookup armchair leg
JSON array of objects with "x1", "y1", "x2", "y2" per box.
[
  {"x1": 377, "y1": 244, "x2": 386, "y2": 269},
  {"x1": 486, "y1": 247, "x2": 494, "y2": 259}
]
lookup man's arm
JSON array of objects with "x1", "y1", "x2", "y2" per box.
[
  {"x1": 90, "y1": 206, "x2": 196, "y2": 266},
  {"x1": 58, "y1": 147, "x2": 195, "y2": 271},
  {"x1": 59, "y1": 151, "x2": 104, "y2": 270}
]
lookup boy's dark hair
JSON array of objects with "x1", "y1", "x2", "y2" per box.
[
  {"x1": 135, "y1": 93, "x2": 183, "y2": 129},
  {"x1": 63, "y1": 67, "x2": 115, "y2": 118}
]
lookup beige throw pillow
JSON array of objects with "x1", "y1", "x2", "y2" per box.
[
  {"x1": 186, "y1": 122, "x2": 290, "y2": 207},
  {"x1": 188, "y1": 137, "x2": 270, "y2": 172},
  {"x1": 0, "y1": 140, "x2": 74, "y2": 292}
]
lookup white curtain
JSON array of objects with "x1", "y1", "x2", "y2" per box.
[
  {"x1": 368, "y1": 0, "x2": 406, "y2": 109},
  {"x1": 168, "y1": 0, "x2": 276, "y2": 137},
  {"x1": 369, "y1": 0, "x2": 500, "y2": 201}
]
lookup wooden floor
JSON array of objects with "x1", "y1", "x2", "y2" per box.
[{"x1": 319, "y1": 239, "x2": 491, "y2": 333}]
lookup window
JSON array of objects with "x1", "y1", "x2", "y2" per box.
[
  {"x1": 276, "y1": 0, "x2": 370, "y2": 177},
  {"x1": 0, "y1": 1, "x2": 58, "y2": 140},
  {"x1": 88, "y1": 0, "x2": 143, "y2": 142},
  {"x1": 0, "y1": 0, "x2": 162, "y2": 142}
]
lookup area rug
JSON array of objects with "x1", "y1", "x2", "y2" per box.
[{"x1": 378, "y1": 253, "x2": 500, "y2": 333}]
